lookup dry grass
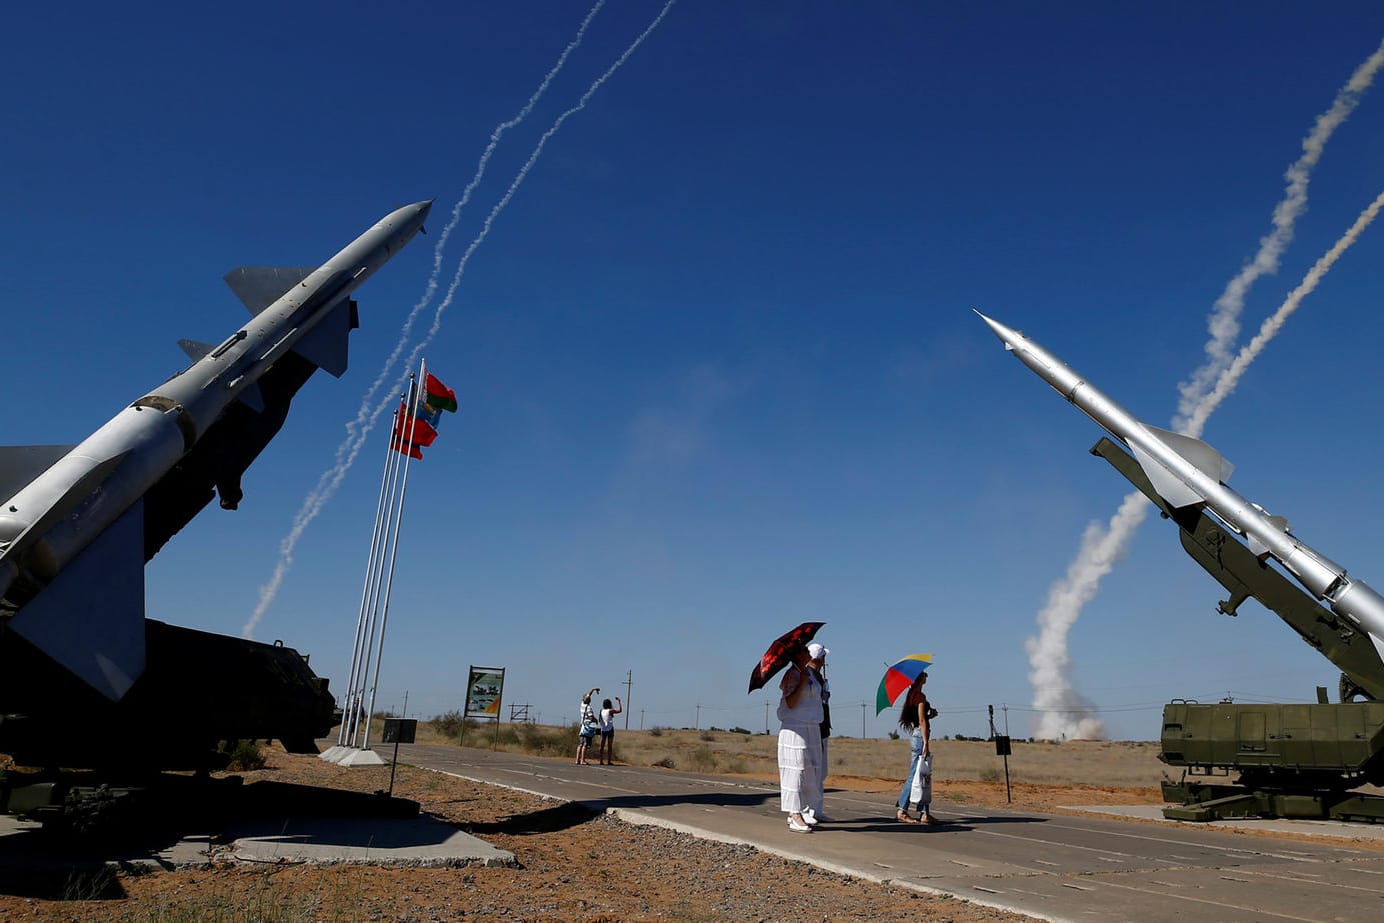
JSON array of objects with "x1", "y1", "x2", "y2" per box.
[{"x1": 396, "y1": 718, "x2": 1172, "y2": 789}]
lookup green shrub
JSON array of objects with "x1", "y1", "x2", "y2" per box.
[
  {"x1": 688, "y1": 745, "x2": 717, "y2": 772},
  {"x1": 428, "y1": 710, "x2": 467, "y2": 739},
  {"x1": 223, "y1": 739, "x2": 266, "y2": 771}
]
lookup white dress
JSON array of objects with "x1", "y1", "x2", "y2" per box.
[{"x1": 776, "y1": 665, "x2": 823, "y2": 816}]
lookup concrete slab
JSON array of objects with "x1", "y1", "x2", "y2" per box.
[
  {"x1": 324, "y1": 747, "x2": 388, "y2": 766},
  {"x1": 0, "y1": 802, "x2": 513, "y2": 872},
  {"x1": 217, "y1": 815, "x2": 514, "y2": 868}
]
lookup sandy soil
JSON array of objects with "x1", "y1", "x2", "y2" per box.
[
  {"x1": 1, "y1": 747, "x2": 1043, "y2": 922},
  {"x1": 4, "y1": 746, "x2": 1380, "y2": 921}
]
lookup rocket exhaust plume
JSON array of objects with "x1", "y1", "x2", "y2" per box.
[
  {"x1": 1025, "y1": 41, "x2": 1384, "y2": 740},
  {"x1": 244, "y1": 0, "x2": 678, "y2": 638}
]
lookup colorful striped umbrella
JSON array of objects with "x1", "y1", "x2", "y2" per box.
[{"x1": 875, "y1": 654, "x2": 933, "y2": 714}]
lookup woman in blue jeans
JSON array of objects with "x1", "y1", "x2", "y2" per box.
[{"x1": 896, "y1": 671, "x2": 939, "y2": 824}]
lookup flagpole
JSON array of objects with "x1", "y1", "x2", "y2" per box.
[
  {"x1": 362, "y1": 367, "x2": 422, "y2": 750},
  {"x1": 339, "y1": 402, "x2": 404, "y2": 747},
  {"x1": 354, "y1": 382, "x2": 410, "y2": 748}
]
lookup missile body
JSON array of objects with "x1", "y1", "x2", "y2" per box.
[
  {"x1": 0, "y1": 201, "x2": 431, "y2": 698},
  {"x1": 976, "y1": 311, "x2": 1384, "y2": 655}
]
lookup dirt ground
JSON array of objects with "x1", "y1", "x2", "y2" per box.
[{"x1": 3, "y1": 746, "x2": 1380, "y2": 922}]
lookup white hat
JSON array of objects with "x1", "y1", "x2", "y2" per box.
[{"x1": 807, "y1": 642, "x2": 829, "y2": 660}]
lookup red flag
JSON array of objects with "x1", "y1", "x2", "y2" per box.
[
  {"x1": 393, "y1": 412, "x2": 438, "y2": 448},
  {"x1": 391, "y1": 435, "x2": 423, "y2": 459},
  {"x1": 424, "y1": 373, "x2": 458, "y2": 413}
]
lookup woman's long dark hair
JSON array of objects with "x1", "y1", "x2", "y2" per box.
[{"x1": 898, "y1": 677, "x2": 926, "y2": 729}]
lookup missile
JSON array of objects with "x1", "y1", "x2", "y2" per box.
[
  {"x1": 976, "y1": 310, "x2": 1384, "y2": 657},
  {"x1": 0, "y1": 201, "x2": 432, "y2": 699}
]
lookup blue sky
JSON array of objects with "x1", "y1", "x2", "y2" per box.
[{"x1": 6, "y1": 2, "x2": 1384, "y2": 741}]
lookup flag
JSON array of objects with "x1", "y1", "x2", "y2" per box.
[
  {"x1": 393, "y1": 411, "x2": 437, "y2": 448},
  {"x1": 424, "y1": 373, "x2": 458, "y2": 413},
  {"x1": 390, "y1": 435, "x2": 423, "y2": 459},
  {"x1": 391, "y1": 368, "x2": 456, "y2": 460}
]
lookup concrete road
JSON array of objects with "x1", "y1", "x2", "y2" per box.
[{"x1": 397, "y1": 743, "x2": 1384, "y2": 923}]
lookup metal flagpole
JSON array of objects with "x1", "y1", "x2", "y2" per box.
[
  {"x1": 354, "y1": 387, "x2": 406, "y2": 747},
  {"x1": 363, "y1": 362, "x2": 424, "y2": 750},
  {"x1": 351, "y1": 393, "x2": 409, "y2": 747},
  {"x1": 340, "y1": 403, "x2": 404, "y2": 747}
]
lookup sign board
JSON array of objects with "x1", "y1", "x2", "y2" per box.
[
  {"x1": 994, "y1": 735, "x2": 1012, "y2": 756},
  {"x1": 465, "y1": 666, "x2": 505, "y2": 718},
  {"x1": 382, "y1": 718, "x2": 417, "y2": 744}
]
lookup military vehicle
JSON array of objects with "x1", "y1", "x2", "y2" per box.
[
  {"x1": 978, "y1": 312, "x2": 1384, "y2": 823},
  {"x1": 1094, "y1": 438, "x2": 1384, "y2": 821}
]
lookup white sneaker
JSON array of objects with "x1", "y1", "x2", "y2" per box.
[
  {"x1": 787, "y1": 816, "x2": 812, "y2": 832},
  {"x1": 801, "y1": 808, "x2": 819, "y2": 826}
]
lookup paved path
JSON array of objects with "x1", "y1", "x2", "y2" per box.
[{"x1": 398, "y1": 743, "x2": 1384, "y2": 923}]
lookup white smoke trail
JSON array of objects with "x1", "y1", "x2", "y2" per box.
[
  {"x1": 340, "y1": 0, "x2": 609, "y2": 455},
  {"x1": 1026, "y1": 42, "x2": 1384, "y2": 739},
  {"x1": 1184, "y1": 189, "x2": 1384, "y2": 437},
  {"x1": 243, "y1": 0, "x2": 677, "y2": 638},
  {"x1": 1028, "y1": 493, "x2": 1148, "y2": 740},
  {"x1": 1174, "y1": 38, "x2": 1384, "y2": 429}
]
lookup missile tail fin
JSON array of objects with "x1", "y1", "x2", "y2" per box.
[{"x1": 8, "y1": 501, "x2": 146, "y2": 700}]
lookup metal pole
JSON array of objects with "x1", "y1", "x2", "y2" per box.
[
  {"x1": 363, "y1": 369, "x2": 423, "y2": 750},
  {"x1": 623, "y1": 670, "x2": 632, "y2": 730},
  {"x1": 351, "y1": 404, "x2": 407, "y2": 747},
  {"x1": 341, "y1": 410, "x2": 400, "y2": 746},
  {"x1": 695, "y1": 703, "x2": 700, "y2": 730},
  {"x1": 861, "y1": 701, "x2": 866, "y2": 739}
]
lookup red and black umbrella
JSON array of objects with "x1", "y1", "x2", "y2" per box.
[{"x1": 747, "y1": 621, "x2": 825, "y2": 693}]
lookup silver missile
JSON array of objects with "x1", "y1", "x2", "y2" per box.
[
  {"x1": 0, "y1": 201, "x2": 432, "y2": 699},
  {"x1": 976, "y1": 310, "x2": 1384, "y2": 657}
]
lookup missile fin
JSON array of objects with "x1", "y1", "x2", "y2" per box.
[
  {"x1": 290, "y1": 299, "x2": 355, "y2": 378},
  {"x1": 1142, "y1": 424, "x2": 1234, "y2": 482},
  {"x1": 178, "y1": 339, "x2": 215, "y2": 362},
  {"x1": 0, "y1": 445, "x2": 76, "y2": 503},
  {"x1": 1129, "y1": 441, "x2": 1208, "y2": 509},
  {"x1": 223, "y1": 266, "x2": 317, "y2": 316},
  {"x1": 8, "y1": 501, "x2": 146, "y2": 700}
]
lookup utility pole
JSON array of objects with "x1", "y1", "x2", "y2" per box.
[
  {"x1": 640, "y1": 708, "x2": 645, "y2": 729},
  {"x1": 695, "y1": 703, "x2": 701, "y2": 730},
  {"x1": 861, "y1": 701, "x2": 866, "y2": 739},
  {"x1": 765, "y1": 701, "x2": 770, "y2": 734},
  {"x1": 402, "y1": 690, "x2": 409, "y2": 720},
  {"x1": 623, "y1": 670, "x2": 633, "y2": 730}
]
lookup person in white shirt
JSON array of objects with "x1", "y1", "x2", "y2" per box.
[{"x1": 597, "y1": 696, "x2": 623, "y2": 765}]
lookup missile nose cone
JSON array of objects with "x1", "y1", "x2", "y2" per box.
[{"x1": 973, "y1": 309, "x2": 1019, "y2": 352}]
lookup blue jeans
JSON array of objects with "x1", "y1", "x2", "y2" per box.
[{"x1": 897, "y1": 728, "x2": 926, "y2": 811}]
